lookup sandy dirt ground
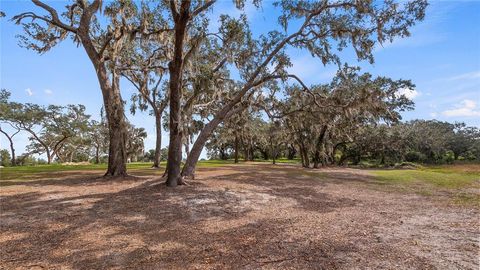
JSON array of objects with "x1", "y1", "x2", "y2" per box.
[{"x1": 0, "y1": 164, "x2": 479, "y2": 269}]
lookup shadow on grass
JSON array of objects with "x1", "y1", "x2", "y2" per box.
[{"x1": 0, "y1": 164, "x2": 372, "y2": 269}]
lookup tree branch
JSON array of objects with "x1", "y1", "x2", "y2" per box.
[{"x1": 191, "y1": 0, "x2": 216, "y2": 18}]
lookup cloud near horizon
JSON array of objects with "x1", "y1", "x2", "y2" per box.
[{"x1": 442, "y1": 99, "x2": 480, "y2": 117}]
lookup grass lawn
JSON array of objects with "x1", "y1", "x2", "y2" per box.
[
  {"x1": 0, "y1": 160, "x2": 237, "y2": 182},
  {"x1": 370, "y1": 164, "x2": 480, "y2": 205},
  {"x1": 2, "y1": 161, "x2": 478, "y2": 206}
]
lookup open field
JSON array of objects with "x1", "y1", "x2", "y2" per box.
[{"x1": 1, "y1": 163, "x2": 479, "y2": 269}]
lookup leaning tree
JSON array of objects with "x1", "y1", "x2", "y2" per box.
[{"x1": 0, "y1": 89, "x2": 22, "y2": 165}]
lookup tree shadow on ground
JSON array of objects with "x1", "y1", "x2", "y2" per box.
[{"x1": 0, "y1": 165, "x2": 438, "y2": 269}]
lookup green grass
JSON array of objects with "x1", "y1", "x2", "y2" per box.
[
  {"x1": 250, "y1": 158, "x2": 301, "y2": 164},
  {"x1": 372, "y1": 169, "x2": 478, "y2": 189},
  {"x1": 371, "y1": 165, "x2": 480, "y2": 205},
  {"x1": 0, "y1": 160, "x2": 236, "y2": 182}
]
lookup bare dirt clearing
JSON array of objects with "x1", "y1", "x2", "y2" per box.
[{"x1": 1, "y1": 164, "x2": 479, "y2": 269}]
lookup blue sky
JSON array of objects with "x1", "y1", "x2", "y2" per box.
[{"x1": 1, "y1": 1, "x2": 479, "y2": 159}]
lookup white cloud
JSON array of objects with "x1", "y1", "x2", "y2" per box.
[
  {"x1": 429, "y1": 112, "x2": 437, "y2": 118},
  {"x1": 286, "y1": 53, "x2": 336, "y2": 84},
  {"x1": 396, "y1": 87, "x2": 420, "y2": 100},
  {"x1": 44, "y1": 89, "x2": 53, "y2": 95},
  {"x1": 446, "y1": 71, "x2": 480, "y2": 81},
  {"x1": 442, "y1": 99, "x2": 480, "y2": 117},
  {"x1": 25, "y1": 88, "x2": 33, "y2": 96}
]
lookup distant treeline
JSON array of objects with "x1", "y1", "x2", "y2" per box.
[{"x1": 206, "y1": 117, "x2": 480, "y2": 166}]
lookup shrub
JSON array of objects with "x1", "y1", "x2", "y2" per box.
[
  {"x1": 405, "y1": 151, "x2": 426, "y2": 163},
  {"x1": 443, "y1": 150, "x2": 455, "y2": 164},
  {"x1": 0, "y1": 149, "x2": 11, "y2": 167}
]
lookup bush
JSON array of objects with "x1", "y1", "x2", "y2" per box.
[
  {"x1": 443, "y1": 150, "x2": 455, "y2": 164},
  {"x1": 463, "y1": 150, "x2": 478, "y2": 161},
  {"x1": 405, "y1": 151, "x2": 426, "y2": 163},
  {"x1": 0, "y1": 149, "x2": 11, "y2": 167}
]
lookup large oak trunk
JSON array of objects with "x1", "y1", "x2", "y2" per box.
[
  {"x1": 96, "y1": 67, "x2": 127, "y2": 176},
  {"x1": 181, "y1": 105, "x2": 246, "y2": 177},
  {"x1": 182, "y1": 116, "x2": 223, "y2": 177},
  {"x1": 153, "y1": 113, "x2": 162, "y2": 168},
  {"x1": 166, "y1": 1, "x2": 190, "y2": 186},
  {"x1": 78, "y1": 26, "x2": 128, "y2": 177},
  {"x1": 104, "y1": 93, "x2": 128, "y2": 176},
  {"x1": 166, "y1": 96, "x2": 182, "y2": 186}
]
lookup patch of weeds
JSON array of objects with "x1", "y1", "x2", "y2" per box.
[{"x1": 452, "y1": 193, "x2": 480, "y2": 207}]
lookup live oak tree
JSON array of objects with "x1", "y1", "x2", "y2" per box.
[
  {"x1": 12, "y1": 0, "x2": 428, "y2": 185},
  {"x1": 0, "y1": 89, "x2": 21, "y2": 166},
  {"x1": 24, "y1": 104, "x2": 91, "y2": 164},
  {"x1": 208, "y1": 69, "x2": 418, "y2": 166},
  {"x1": 120, "y1": 35, "x2": 169, "y2": 168},
  {"x1": 257, "y1": 66, "x2": 415, "y2": 168},
  {"x1": 53, "y1": 106, "x2": 93, "y2": 163},
  {"x1": 88, "y1": 119, "x2": 109, "y2": 164},
  {"x1": 161, "y1": 0, "x2": 248, "y2": 186},
  {"x1": 180, "y1": 0, "x2": 428, "y2": 180},
  {"x1": 1, "y1": 90, "x2": 92, "y2": 165},
  {"x1": 13, "y1": 0, "x2": 169, "y2": 176},
  {"x1": 126, "y1": 123, "x2": 148, "y2": 162}
]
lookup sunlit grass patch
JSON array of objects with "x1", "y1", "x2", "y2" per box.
[
  {"x1": 0, "y1": 160, "x2": 236, "y2": 182},
  {"x1": 370, "y1": 165, "x2": 480, "y2": 206},
  {"x1": 372, "y1": 169, "x2": 479, "y2": 189},
  {"x1": 196, "y1": 159, "x2": 235, "y2": 167}
]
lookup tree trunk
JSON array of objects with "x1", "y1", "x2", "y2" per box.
[
  {"x1": 313, "y1": 150, "x2": 320, "y2": 168},
  {"x1": 9, "y1": 139, "x2": 16, "y2": 166},
  {"x1": 184, "y1": 141, "x2": 190, "y2": 158},
  {"x1": 301, "y1": 143, "x2": 310, "y2": 168},
  {"x1": 303, "y1": 150, "x2": 310, "y2": 168},
  {"x1": 103, "y1": 81, "x2": 128, "y2": 176},
  {"x1": 77, "y1": 21, "x2": 128, "y2": 177},
  {"x1": 0, "y1": 129, "x2": 16, "y2": 166},
  {"x1": 261, "y1": 149, "x2": 269, "y2": 160},
  {"x1": 95, "y1": 147, "x2": 100, "y2": 164},
  {"x1": 166, "y1": 1, "x2": 191, "y2": 187},
  {"x1": 153, "y1": 112, "x2": 162, "y2": 168},
  {"x1": 181, "y1": 112, "x2": 225, "y2": 178},
  {"x1": 299, "y1": 144, "x2": 305, "y2": 167},
  {"x1": 234, "y1": 131, "x2": 239, "y2": 163},
  {"x1": 271, "y1": 144, "x2": 276, "y2": 165},
  {"x1": 287, "y1": 144, "x2": 296, "y2": 160},
  {"x1": 46, "y1": 148, "x2": 52, "y2": 164},
  {"x1": 243, "y1": 139, "x2": 249, "y2": 161},
  {"x1": 312, "y1": 125, "x2": 328, "y2": 169}
]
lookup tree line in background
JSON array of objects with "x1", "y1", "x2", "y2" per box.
[
  {"x1": 0, "y1": 0, "x2": 441, "y2": 186},
  {"x1": 206, "y1": 113, "x2": 480, "y2": 166},
  {"x1": 0, "y1": 89, "x2": 157, "y2": 166}
]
